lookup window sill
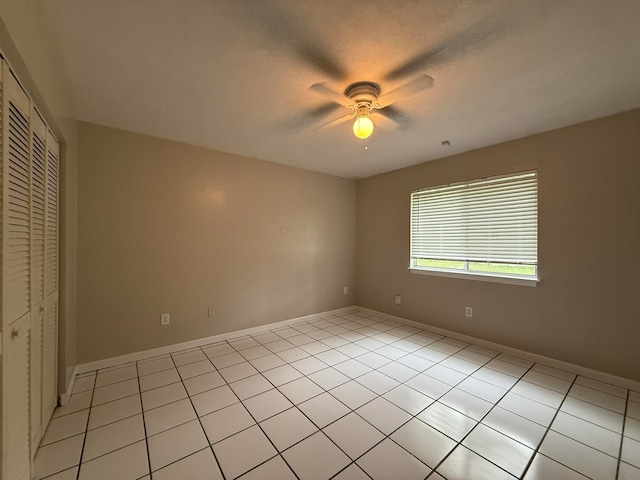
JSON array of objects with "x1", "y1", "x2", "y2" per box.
[{"x1": 408, "y1": 267, "x2": 540, "y2": 287}]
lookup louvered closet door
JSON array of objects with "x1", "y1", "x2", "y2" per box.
[
  {"x1": 42, "y1": 130, "x2": 59, "y2": 425},
  {"x1": 1, "y1": 61, "x2": 32, "y2": 480},
  {"x1": 30, "y1": 108, "x2": 47, "y2": 452},
  {"x1": 3, "y1": 64, "x2": 31, "y2": 328},
  {"x1": 30, "y1": 305, "x2": 44, "y2": 453},
  {"x1": 42, "y1": 294, "x2": 58, "y2": 424},
  {"x1": 3, "y1": 314, "x2": 31, "y2": 480},
  {"x1": 45, "y1": 130, "x2": 58, "y2": 297}
]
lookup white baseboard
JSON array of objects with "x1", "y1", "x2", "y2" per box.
[
  {"x1": 75, "y1": 306, "x2": 357, "y2": 374},
  {"x1": 70, "y1": 304, "x2": 640, "y2": 394},
  {"x1": 59, "y1": 364, "x2": 79, "y2": 406},
  {"x1": 357, "y1": 306, "x2": 640, "y2": 392}
]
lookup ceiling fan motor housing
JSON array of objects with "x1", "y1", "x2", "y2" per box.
[{"x1": 345, "y1": 82, "x2": 381, "y2": 105}]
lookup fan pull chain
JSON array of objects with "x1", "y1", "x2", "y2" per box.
[{"x1": 365, "y1": 138, "x2": 368, "y2": 150}]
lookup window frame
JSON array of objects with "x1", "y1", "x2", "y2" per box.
[{"x1": 408, "y1": 171, "x2": 540, "y2": 287}]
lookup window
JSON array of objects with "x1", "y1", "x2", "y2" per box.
[{"x1": 409, "y1": 171, "x2": 538, "y2": 286}]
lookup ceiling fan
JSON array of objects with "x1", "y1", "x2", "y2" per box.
[
  {"x1": 225, "y1": 2, "x2": 510, "y2": 143},
  {"x1": 309, "y1": 74, "x2": 434, "y2": 142}
]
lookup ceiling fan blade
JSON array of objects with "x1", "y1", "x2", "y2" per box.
[
  {"x1": 378, "y1": 74, "x2": 434, "y2": 107},
  {"x1": 313, "y1": 112, "x2": 354, "y2": 131},
  {"x1": 225, "y1": 2, "x2": 347, "y2": 81},
  {"x1": 371, "y1": 111, "x2": 400, "y2": 131},
  {"x1": 279, "y1": 103, "x2": 342, "y2": 131},
  {"x1": 377, "y1": 106, "x2": 414, "y2": 129},
  {"x1": 310, "y1": 83, "x2": 351, "y2": 107},
  {"x1": 384, "y1": 12, "x2": 510, "y2": 82}
]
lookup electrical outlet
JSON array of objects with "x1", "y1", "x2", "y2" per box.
[
  {"x1": 208, "y1": 306, "x2": 215, "y2": 318},
  {"x1": 343, "y1": 286, "x2": 348, "y2": 295},
  {"x1": 160, "y1": 313, "x2": 170, "y2": 325},
  {"x1": 394, "y1": 295, "x2": 402, "y2": 305},
  {"x1": 465, "y1": 306, "x2": 473, "y2": 318}
]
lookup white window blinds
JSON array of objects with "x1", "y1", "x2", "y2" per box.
[{"x1": 410, "y1": 171, "x2": 538, "y2": 265}]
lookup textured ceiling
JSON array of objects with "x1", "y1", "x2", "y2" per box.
[{"x1": 41, "y1": 0, "x2": 640, "y2": 179}]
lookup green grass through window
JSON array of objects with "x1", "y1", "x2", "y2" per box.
[
  {"x1": 416, "y1": 259, "x2": 536, "y2": 277},
  {"x1": 417, "y1": 259, "x2": 465, "y2": 270}
]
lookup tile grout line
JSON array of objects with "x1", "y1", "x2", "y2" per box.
[
  {"x1": 132, "y1": 346, "x2": 226, "y2": 478},
  {"x1": 230, "y1": 342, "x2": 341, "y2": 460},
  {"x1": 528, "y1": 408, "x2": 628, "y2": 467},
  {"x1": 207, "y1": 340, "x2": 303, "y2": 480},
  {"x1": 167, "y1": 345, "x2": 229, "y2": 479},
  {"x1": 233, "y1": 319, "x2": 381, "y2": 478},
  {"x1": 133, "y1": 361, "x2": 153, "y2": 479},
  {"x1": 517, "y1": 374, "x2": 578, "y2": 479},
  {"x1": 615, "y1": 389, "x2": 630, "y2": 480},
  {"x1": 289, "y1": 319, "x2": 501, "y2": 477},
  {"x1": 423, "y1": 361, "x2": 537, "y2": 479},
  {"x1": 38, "y1": 316, "x2": 437, "y2": 475},
  {"x1": 243, "y1": 314, "x2": 518, "y2": 477},
  {"x1": 43, "y1": 310, "x2": 633, "y2": 480},
  {"x1": 73, "y1": 373, "x2": 97, "y2": 480},
  {"x1": 199, "y1": 339, "x2": 260, "y2": 480},
  {"x1": 41, "y1": 376, "x2": 152, "y2": 476},
  {"x1": 227, "y1": 330, "x2": 340, "y2": 479},
  {"x1": 321, "y1": 313, "x2": 530, "y2": 477},
  {"x1": 293, "y1": 312, "x2": 635, "y2": 475},
  {"x1": 212, "y1": 338, "x2": 312, "y2": 478},
  {"x1": 85, "y1": 322, "x2": 466, "y2": 433},
  {"x1": 556, "y1": 404, "x2": 626, "y2": 436},
  {"x1": 282, "y1": 315, "x2": 628, "y2": 427},
  {"x1": 44, "y1": 317, "x2": 482, "y2": 464},
  {"x1": 225, "y1": 314, "x2": 609, "y2": 480},
  {"x1": 568, "y1": 394, "x2": 629, "y2": 417}
]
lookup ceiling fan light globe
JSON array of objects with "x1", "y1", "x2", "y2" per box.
[{"x1": 353, "y1": 115, "x2": 374, "y2": 139}]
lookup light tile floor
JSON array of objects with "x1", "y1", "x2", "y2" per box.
[{"x1": 34, "y1": 310, "x2": 640, "y2": 480}]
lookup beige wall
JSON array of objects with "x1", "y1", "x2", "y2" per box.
[
  {"x1": 4, "y1": 0, "x2": 638, "y2": 383},
  {"x1": 0, "y1": 0, "x2": 78, "y2": 389},
  {"x1": 77, "y1": 122, "x2": 356, "y2": 363},
  {"x1": 356, "y1": 109, "x2": 640, "y2": 381}
]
